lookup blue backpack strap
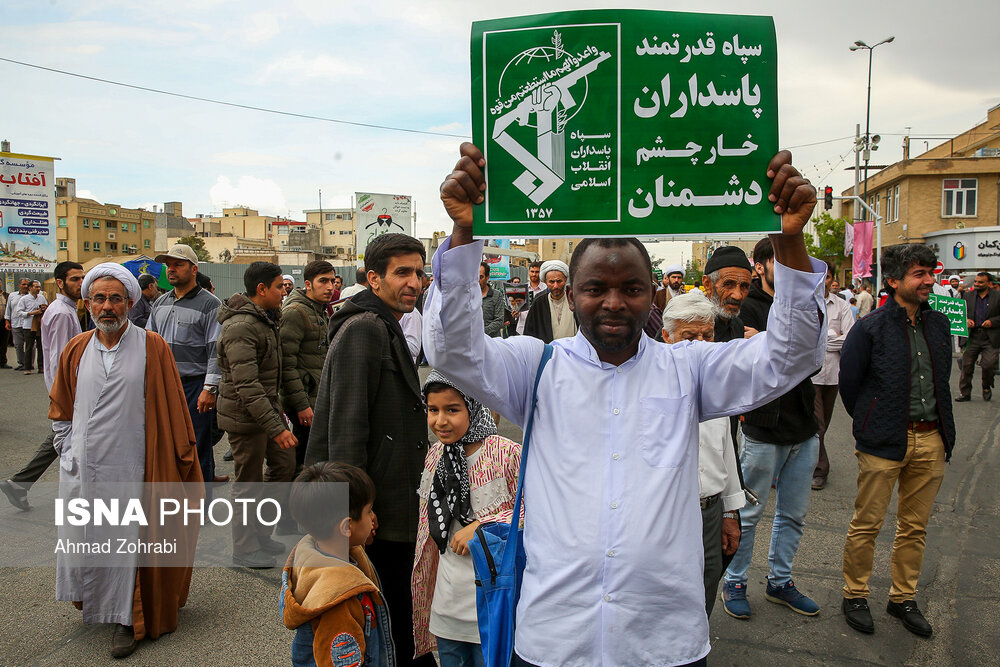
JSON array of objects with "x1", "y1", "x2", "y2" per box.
[{"x1": 501, "y1": 343, "x2": 553, "y2": 569}]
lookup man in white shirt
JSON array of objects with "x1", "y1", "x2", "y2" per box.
[
  {"x1": 855, "y1": 281, "x2": 875, "y2": 317},
  {"x1": 3, "y1": 278, "x2": 30, "y2": 369},
  {"x1": 812, "y1": 263, "x2": 856, "y2": 490},
  {"x1": 661, "y1": 290, "x2": 745, "y2": 617},
  {"x1": 339, "y1": 267, "x2": 369, "y2": 299},
  {"x1": 427, "y1": 143, "x2": 825, "y2": 667},
  {"x1": 16, "y1": 280, "x2": 48, "y2": 373}
]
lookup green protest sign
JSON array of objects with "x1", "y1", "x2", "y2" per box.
[
  {"x1": 471, "y1": 9, "x2": 778, "y2": 239},
  {"x1": 928, "y1": 294, "x2": 968, "y2": 336}
]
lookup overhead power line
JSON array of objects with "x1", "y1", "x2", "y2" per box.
[{"x1": 0, "y1": 56, "x2": 471, "y2": 139}]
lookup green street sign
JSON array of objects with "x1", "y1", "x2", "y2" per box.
[
  {"x1": 928, "y1": 294, "x2": 968, "y2": 336},
  {"x1": 471, "y1": 9, "x2": 779, "y2": 239}
]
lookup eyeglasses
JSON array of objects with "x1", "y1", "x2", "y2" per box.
[{"x1": 89, "y1": 293, "x2": 127, "y2": 305}]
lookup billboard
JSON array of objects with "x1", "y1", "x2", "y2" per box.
[
  {"x1": 0, "y1": 152, "x2": 57, "y2": 271},
  {"x1": 484, "y1": 238, "x2": 511, "y2": 280},
  {"x1": 355, "y1": 193, "x2": 413, "y2": 262}
]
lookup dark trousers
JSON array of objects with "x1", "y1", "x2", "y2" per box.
[
  {"x1": 181, "y1": 375, "x2": 216, "y2": 486},
  {"x1": 289, "y1": 414, "x2": 310, "y2": 471},
  {"x1": 366, "y1": 539, "x2": 435, "y2": 667},
  {"x1": 228, "y1": 429, "x2": 296, "y2": 554},
  {"x1": 959, "y1": 333, "x2": 999, "y2": 397},
  {"x1": 10, "y1": 429, "x2": 57, "y2": 486},
  {"x1": 813, "y1": 384, "x2": 839, "y2": 478},
  {"x1": 701, "y1": 495, "x2": 723, "y2": 617},
  {"x1": 0, "y1": 324, "x2": 9, "y2": 366}
]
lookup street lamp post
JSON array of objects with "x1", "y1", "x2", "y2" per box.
[{"x1": 850, "y1": 36, "x2": 894, "y2": 290}]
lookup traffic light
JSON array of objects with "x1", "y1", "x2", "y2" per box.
[{"x1": 824, "y1": 186, "x2": 833, "y2": 210}]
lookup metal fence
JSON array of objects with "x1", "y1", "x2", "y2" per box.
[{"x1": 197, "y1": 263, "x2": 360, "y2": 302}]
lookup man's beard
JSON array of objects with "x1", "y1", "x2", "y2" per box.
[
  {"x1": 93, "y1": 312, "x2": 128, "y2": 334},
  {"x1": 711, "y1": 294, "x2": 742, "y2": 320}
]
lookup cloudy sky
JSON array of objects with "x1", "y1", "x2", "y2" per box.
[{"x1": 2, "y1": 0, "x2": 998, "y2": 263}]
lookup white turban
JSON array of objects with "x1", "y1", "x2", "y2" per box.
[
  {"x1": 664, "y1": 264, "x2": 684, "y2": 277},
  {"x1": 82, "y1": 263, "x2": 141, "y2": 303},
  {"x1": 540, "y1": 260, "x2": 569, "y2": 282},
  {"x1": 282, "y1": 274, "x2": 294, "y2": 282}
]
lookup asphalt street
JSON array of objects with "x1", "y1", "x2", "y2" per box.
[{"x1": 0, "y1": 359, "x2": 997, "y2": 666}]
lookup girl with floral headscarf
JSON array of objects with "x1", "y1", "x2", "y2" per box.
[{"x1": 411, "y1": 370, "x2": 522, "y2": 666}]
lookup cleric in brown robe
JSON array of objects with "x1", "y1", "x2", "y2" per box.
[{"x1": 48, "y1": 262, "x2": 203, "y2": 658}]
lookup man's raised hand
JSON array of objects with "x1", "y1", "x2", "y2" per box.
[
  {"x1": 440, "y1": 143, "x2": 486, "y2": 235},
  {"x1": 767, "y1": 150, "x2": 817, "y2": 236}
]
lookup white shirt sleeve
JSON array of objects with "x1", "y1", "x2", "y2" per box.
[
  {"x1": 694, "y1": 257, "x2": 827, "y2": 421},
  {"x1": 423, "y1": 238, "x2": 544, "y2": 426}
]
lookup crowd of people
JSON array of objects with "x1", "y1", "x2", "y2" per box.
[{"x1": 0, "y1": 142, "x2": 985, "y2": 665}]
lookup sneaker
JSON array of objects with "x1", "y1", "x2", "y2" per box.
[
  {"x1": 955, "y1": 395, "x2": 971, "y2": 402},
  {"x1": 887, "y1": 599, "x2": 932, "y2": 637},
  {"x1": 0, "y1": 479, "x2": 31, "y2": 511},
  {"x1": 223, "y1": 448, "x2": 234, "y2": 462},
  {"x1": 842, "y1": 597, "x2": 874, "y2": 633},
  {"x1": 110, "y1": 623, "x2": 137, "y2": 658},
  {"x1": 765, "y1": 579, "x2": 820, "y2": 616},
  {"x1": 232, "y1": 549, "x2": 276, "y2": 569},
  {"x1": 721, "y1": 581, "x2": 751, "y2": 619}
]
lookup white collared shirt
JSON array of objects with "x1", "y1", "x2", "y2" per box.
[
  {"x1": 814, "y1": 291, "x2": 856, "y2": 386},
  {"x1": 698, "y1": 417, "x2": 745, "y2": 511},
  {"x1": 423, "y1": 239, "x2": 826, "y2": 667}
]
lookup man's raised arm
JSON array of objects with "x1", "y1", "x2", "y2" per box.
[
  {"x1": 423, "y1": 143, "x2": 543, "y2": 426},
  {"x1": 697, "y1": 151, "x2": 828, "y2": 419}
]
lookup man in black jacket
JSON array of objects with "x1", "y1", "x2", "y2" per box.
[
  {"x1": 721, "y1": 237, "x2": 821, "y2": 621},
  {"x1": 839, "y1": 243, "x2": 956, "y2": 638},
  {"x1": 306, "y1": 233, "x2": 432, "y2": 667},
  {"x1": 957, "y1": 271, "x2": 1000, "y2": 402}
]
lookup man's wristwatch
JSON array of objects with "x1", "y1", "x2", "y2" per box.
[
  {"x1": 722, "y1": 511, "x2": 739, "y2": 520},
  {"x1": 203, "y1": 385, "x2": 218, "y2": 395}
]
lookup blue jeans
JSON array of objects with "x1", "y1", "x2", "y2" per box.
[
  {"x1": 437, "y1": 637, "x2": 485, "y2": 667},
  {"x1": 724, "y1": 432, "x2": 819, "y2": 587}
]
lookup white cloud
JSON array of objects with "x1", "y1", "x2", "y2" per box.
[
  {"x1": 210, "y1": 151, "x2": 294, "y2": 168},
  {"x1": 209, "y1": 175, "x2": 288, "y2": 216},
  {"x1": 239, "y1": 12, "x2": 284, "y2": 43},
  {"x1": 256, "y1": 52, "x2": 365, "y2": 84}
]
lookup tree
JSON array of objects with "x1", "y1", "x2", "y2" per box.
[
  {"x1": 684, "y1": 259, "x2": 703, "y2": 285},
  {"x1": 804, "y1": 212, "x2": 849, "y2": 270},
  {"x1": 177, "y1": 235, "x2": 212, "y2": 262}
]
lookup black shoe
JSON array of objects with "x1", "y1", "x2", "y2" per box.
[
  {"x1": 984, "y1": 389, "x2": 992, "y2": 401},
  {"x1": 955, "y1": 395, "x2": 971, "y2": 402},
  {"x1": 0, "y1": 480, "x2": 31, "y2": 511},
  {"x1": 232, "y1": 549, "x2": 276, "y2": 569},
  {"x1": 223, "y1": 448, "x2": 234, "y2": 462},
  {"x1": 887, "y1": 599, "x2": 932, "y2": 637},
  {"x1": 110, "y1": 624, "x2": 137, "y2": 658},
  {"x1": 259, "y1": 536, "x2": 287, "y2": 554},
  {"x1": 274, "y1": 519, "x2": 304, "y2": 536},
  {"x1": 13, "y1": 365, "x2": 24, "y2": 371},
  {"x1": 843, "y1": 597, "x2": 874, "y2": 633},
  {"x1": 811, "y1": 475, "x2": 827, "y2": 490}
]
